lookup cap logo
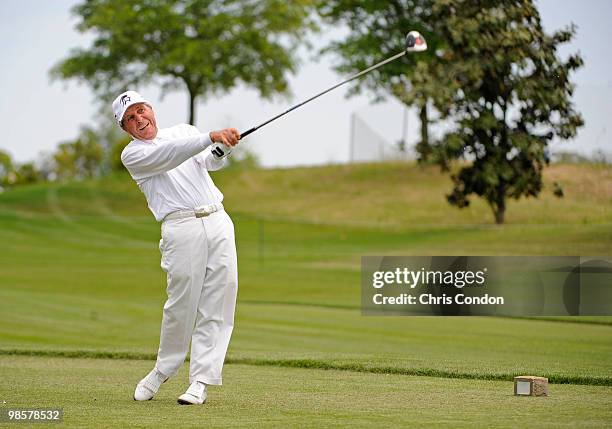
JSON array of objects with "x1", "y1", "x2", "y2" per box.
[{"x1": 120, "y1": 94, "x2": 131, "y2": 106}]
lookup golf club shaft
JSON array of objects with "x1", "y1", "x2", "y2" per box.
[{"x1": 239, "y1": 50, "x2": 406, "y2": 139}]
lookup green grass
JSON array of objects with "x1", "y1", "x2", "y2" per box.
[
  {"x1": 1, "y1": 356, "x2": 611, "y2": 429},
  {"x1": 213, "y1": 162, "x2": 612, "y2": 226},
  {"x1": 2, "y1": 299, "x2": 611, "y2": 385},
  {"x1": 0, "y1": 162, "x2": 611, "y2": 426}
]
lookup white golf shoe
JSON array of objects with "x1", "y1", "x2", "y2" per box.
[
  {"x1": 133, "y1": 368, "x2": 168, "y2": 401},
  {"x1": 177, "y1": 381, "x2": 207, "y2": 405}
]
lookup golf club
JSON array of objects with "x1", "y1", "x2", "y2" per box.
[{"x1": 238, "y1": 31, "x2": 427, "y2": 140}]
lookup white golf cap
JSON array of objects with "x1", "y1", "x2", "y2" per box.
[{"x1": 112, "y1": 90, "x2": 149, "y2": 125}]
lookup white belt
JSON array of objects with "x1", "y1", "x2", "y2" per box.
[{"x1": 163, "y1": 203, "x2": 224, "y2": 222}]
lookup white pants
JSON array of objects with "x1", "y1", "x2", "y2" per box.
[{"x1": 155, "y1": 210, "x2": 238, "y2": 385}]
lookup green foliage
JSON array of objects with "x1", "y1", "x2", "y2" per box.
[
  {"x1": 317, "y1": 0, "x2": 437, "y2": 102},
  {"x1": 317, "y1": 0, "x2": 442, "y2": 156},
  {"x1": 0, "y1": 150, "x2": 45, "y2": 188},
  {"x1": 317, "y1": 1, "x2": 583, "y2": 224},
  {"x1": 13, "y1": 163, "x2": 42, "y2": 186},
  {"x1": 108, "y1": 135, "x2": 132, "y2": 172},
  {"x1": 427, "y1": 0, "x2": 583, "y2": 224},
  {"x1": 0, "y1": 150, "x2": 15, "y2": 187},
  {"x1": 46, "y1": 116, "x2": 131, "y2": 182},
  {"x1": 53, "y1": 127, "x2": 105, "y2": 181},
  {"x1": 51, "y1": 0, "x2": 317, "y2": 124},
  {"x1": 90, "y1": 115, "x2": 132, "y2": 173}
]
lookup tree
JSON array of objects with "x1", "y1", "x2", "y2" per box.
[
  {"x1": 429, "y1": 0, "x2": 583, "y2": 223},
  {"x1": 0, "y1": 150, "x2": 45, "y2": 187},
  {"x1": 0, "y1": 150, "x2": 15, "y2": 187},
  {"x1": 51, "y1": 0, "x2": 316, "y2": 124},
  {"x1": 13, "y1": 163, "x2": 41, "y2": 186},
  {"x1": 108, "y1": 133, "x2": 133, "y2": 173},
  {"x1": 317, "y1": 0, "x2": 444, "y2": 160},
  {"x1": 53, "y1": 127, "x2": 104, "y2": 181},
  {"x1": 90, "y1": 115, "x2": 132, "y2": 174}
]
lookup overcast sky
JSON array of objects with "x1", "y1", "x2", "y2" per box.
[{"x1": 0, "y1": 0, "x2": 610, "y2": 167}]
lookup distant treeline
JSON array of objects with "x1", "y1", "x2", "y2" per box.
[
  {"x1": 0, "y1": 121, "x2": 129, "y2": 189},
  {"x1": 0, "y1": 121, "x2": 259, "y2": 191}
]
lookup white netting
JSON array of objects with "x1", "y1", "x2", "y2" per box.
[{"x1": 349, "y1": 112, "x2": 403, "y2": 162}]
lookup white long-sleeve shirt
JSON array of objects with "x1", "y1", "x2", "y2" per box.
[{"x1": 121, "y1": 124, "x2": 227, "y2": 221}]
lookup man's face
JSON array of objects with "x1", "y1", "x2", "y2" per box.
[{"x1": 122, "y1": 103, "x2": 158, "y2": 140}]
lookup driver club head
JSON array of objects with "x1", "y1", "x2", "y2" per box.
[{"x1": 405, "y1": 31, "x2": 427, "y2": 53}]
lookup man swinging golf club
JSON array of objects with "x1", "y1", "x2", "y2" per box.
[
  {"x1": 113, "y1": 90, "x2": 239, "y2": 405},
  {"x1": 110, "y1": 30, "x2": 426, "y2": 406}
]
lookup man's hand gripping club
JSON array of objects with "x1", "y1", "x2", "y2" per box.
[{"x1": 209, "y1": 128, "x2": 240, "y2": 160}]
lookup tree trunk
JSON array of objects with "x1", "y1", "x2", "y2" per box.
[
  {"x1": 494, "y1": 205, "x2": 505, "y2": 224},
  {"x1": 416, "y1": 103, "x2": 431, "y2": 162},
  {"x1": 188, "y1": 91, "x2": 196, "y2": 125},
  {"x1": 493, "y1": 185, "x2": 506, "y2": 224}
]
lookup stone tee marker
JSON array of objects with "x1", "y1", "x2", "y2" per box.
[{"x1": 514, "y1": 376, "x2": 549, "y2": 396}]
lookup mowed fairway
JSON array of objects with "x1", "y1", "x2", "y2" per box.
[
  {"x1": 0, "y1": 163, "x2": 611, "y2": 427},
  {"x1": 1, "y1": 356, "x2": 611, "y2": 428}
]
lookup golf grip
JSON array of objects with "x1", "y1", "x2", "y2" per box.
[
  {"x1": 238, "y1": 50, "x2": 407, "y2": 140},
  {"x1": 239, "y1": 127, "x2": 257, "y2": 139}
]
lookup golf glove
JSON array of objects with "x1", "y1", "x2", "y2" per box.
[{"x1": 210, "y1": 143, "x2": 232, "y2": 160}]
